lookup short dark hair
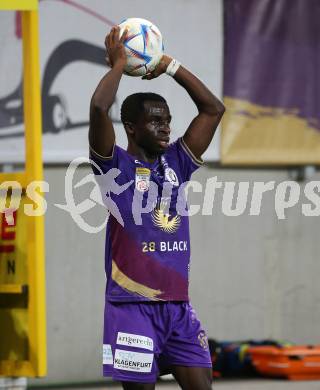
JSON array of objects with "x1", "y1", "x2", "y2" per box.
[{"x1": 120, "y1": 92, "x2": 167, "y2": 124}]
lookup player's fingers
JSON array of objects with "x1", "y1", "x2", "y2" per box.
[
  {"x1": 112, "y1": 26, "x2": 120, "y2": 43},
  {"x1": 142, "y1": 72, "x2": 154, "y2": 80},
  {"x1": 109, "y1": 26, "x2": 117, "y2": 45},
  {"x1": 106, "y1": 32, "x2": 113, "y2": 49},
  {"x1": 105, "y1": 55, "x2": 112, "y2": 68},
  {"x1": 120, "y1": 28, "x2": 128, "y2": 44},
  {"x1": 105, "y1": 33, "x2": 111, "y2": 49}
]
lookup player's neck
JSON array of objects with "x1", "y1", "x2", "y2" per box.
[{"x1": 127, "y1": 144, "x2": 159, "y2": 164}]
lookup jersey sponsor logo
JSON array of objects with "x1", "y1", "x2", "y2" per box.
[
  {"x1": 135, "y1": 167, "x2": 151, "y2": 192},
  {"x1": 142, "y1": 240, "x2": 188, "y2": 253},
  {"x1": 114, "y1": 349, "x2": 153, "y2": 373},
  {"x1": 116, "y1": 332, "x2": 154, "y2": 351},
  {"x1": 159, "y1": 240, "x2": 188, "y2": 252},
  {"x1": 165, "y1": 167, "x2": 179, "y2": 186},
  {"x1": 103, "y1": 344, "x2": 113, "y2": 364}
]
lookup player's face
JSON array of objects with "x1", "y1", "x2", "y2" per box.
[{"x1": 134, "y1": 101, "x2": 172, "y2": 156}]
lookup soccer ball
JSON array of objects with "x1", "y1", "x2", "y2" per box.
[{"x1": 118, "y1": 18, "x2": 164, "y2": 77}]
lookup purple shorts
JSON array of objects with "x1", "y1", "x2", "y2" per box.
[{"x1": 102, "y1": 301, "x2": 212, "y2": 383}]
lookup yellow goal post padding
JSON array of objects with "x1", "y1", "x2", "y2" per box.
[
  {"x1": 0, "y1": 1, "x2": 46, "y2": 377},
  {"x1": 0, "y1": 0, "x2": 38, "y2": 10}
]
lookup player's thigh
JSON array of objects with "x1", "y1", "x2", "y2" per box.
[
  {"x1": 172, "y1": 366, "x2": 212, "y2": 390},
  {"x1": 121, "y1": 381, "x2": 155, "y2": 390}
]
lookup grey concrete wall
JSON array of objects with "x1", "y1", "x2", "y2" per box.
[
  {"x1": 31, "y1": 165, "x2": 320, "y2": 385},
  {"x1": 189, "y1": 167, "x2": 320, "y2": 345}
]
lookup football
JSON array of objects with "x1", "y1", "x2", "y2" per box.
[{"x1": 118, "y1": 17, "x2": 164, "y2": 77}]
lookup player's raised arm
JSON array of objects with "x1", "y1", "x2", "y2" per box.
[
  {"x1": 143, "y1": 55, "x2": 225, "y2": 160},
  {"x1": 89, "y1": 26, "x2": 127, "y2": 158}
]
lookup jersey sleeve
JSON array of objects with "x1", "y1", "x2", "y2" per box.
[
  {"x1": 169, "y1": 137, "x2": 204, "y2": 182},
  {"x1": 89, "y1": 143, "x2": 119, "y2": 175}
]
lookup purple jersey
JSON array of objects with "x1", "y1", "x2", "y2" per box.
[{"x1": 90, "y1": 137, "x2": 202, "y2": 302}]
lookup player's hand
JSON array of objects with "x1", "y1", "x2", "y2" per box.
[
  {"x1": 105, "y1": 26, "x2": 127, "y2": 69},
  {"x1": 142, "y1": 55, "x2": 172, "y2": 80}
]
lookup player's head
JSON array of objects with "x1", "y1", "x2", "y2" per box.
[{"x1": 121, "y1": 92, "x2": 171, "y2": 157}]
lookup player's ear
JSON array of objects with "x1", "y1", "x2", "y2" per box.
[{"x1": 124, "y1": 121, "x2": 135, "y2": 135}]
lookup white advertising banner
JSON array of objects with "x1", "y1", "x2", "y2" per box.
[{"x1": 0, "y1": 0, "x2": 222, "y2": 163}]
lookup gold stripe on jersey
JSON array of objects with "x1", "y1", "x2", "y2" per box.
[{"x1": 112, "y1": 260, "x2": 163, "y2": 300}]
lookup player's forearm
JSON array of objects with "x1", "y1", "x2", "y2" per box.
[
  {"x1": 90, "y1": 62, "x2": 124, "y2": 112},
  {"x1": 173, "y1": 65, "x2": 225, "y2": 116},
  {"x1": 89, "y1": 62, "x2": 125, "y2": 157}
]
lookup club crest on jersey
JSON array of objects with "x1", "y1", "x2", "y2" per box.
[
  {"x1": 152, "y1": 199, "x2": 181, "y2": 233},
  {"x1": 165, "y1": 167, "x2": 179, "y2": 186},
  {"x1": 135, "y1": 167, "x2": 151, "y2": 192}
]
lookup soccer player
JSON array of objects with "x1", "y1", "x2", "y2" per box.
[{"x1": 89, "y1": 26, "x2": 225, "y2": 390}]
